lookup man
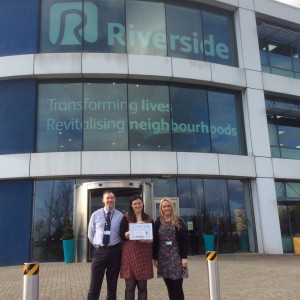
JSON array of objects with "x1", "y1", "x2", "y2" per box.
[{"x1": 87, "y1": 190, "x2": 124, "y2": 300}]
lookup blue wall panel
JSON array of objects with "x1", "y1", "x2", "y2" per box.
[
  {"x1": 0, "y1": 0, "x2": 40, "y2": 56},
  {"x1": 0, "y1": 180, "x2": 33, "y2": 266},
  {"x1": 0, "y1": 79, "x2": 37, "y2": 154}
]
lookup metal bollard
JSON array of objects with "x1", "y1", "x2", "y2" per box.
[
  {"x1": 206, "y1": 251, "x2": 221, "y2": 300},
  {"x1": 23, "y1": 262, "x2": 39, "y2": 300}
]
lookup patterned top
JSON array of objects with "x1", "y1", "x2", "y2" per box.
[
  {"x1": 120, "y1": 215, "x2": 154, "y2": 280},
  {"x1": 157, "y1": 221, "x2": 188, "y2": 280}
]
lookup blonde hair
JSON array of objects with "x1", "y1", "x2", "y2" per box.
[{"x1": 159, "y1": 197, "x2": 181, "y2": 229}]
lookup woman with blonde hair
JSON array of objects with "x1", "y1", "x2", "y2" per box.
[{"x1": 152, "y1": 198, "x2": 189, "y2": 300}]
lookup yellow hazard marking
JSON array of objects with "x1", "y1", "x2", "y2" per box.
[
  {"x1": 24, "y1": 263, "x2": 39, "y2": 275},
  {"x1": 206, "y1": 251, "x2": 218, "y2": 261}
]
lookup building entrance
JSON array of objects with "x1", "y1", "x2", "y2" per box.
[{"x1": 74, "y1": 180, "x2": 153, "y2": 262}]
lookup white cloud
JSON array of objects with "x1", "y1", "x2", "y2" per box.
[{"x1": 274, "y1": 0, "x2": 300, "y2": 8}]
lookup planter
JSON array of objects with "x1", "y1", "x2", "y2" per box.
[
  {"x1": 239, "y1": 234, "x2": 248, "y2": 252},
  {"x1": 203, "y1": 234, "x2": 214, "y2": 252},
  {"x1": 62, "y1": 239, "x2": 74, "y2": 263}
]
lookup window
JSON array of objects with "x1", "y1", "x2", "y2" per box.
[
  {"x1": 202, "y1": 10, "x2": 236, "y2": 66},
  {"x1": 83, "y1": 82, "x2": 128, "y2": 150},
  {"x1": 276, "y1": 181, "x2": 300, "y2": 253},
  {"x1": 152, "y1": 177, "x2": 255, "y2": 254},
  {"x1": 32, "y1": 180, "x2": 75, "y2": 262},
  {"x1": 166, "y1": 4, "x2": 203, "y2": 60},
  {"x1": 85, "y1": 0, "x2": 126, "y2": 53},
  {"x1": 40, "y1": 0, "x2": 237, "y2": 67},
  {"x1": 208, "y1": 90, "x2": 245, "y2": 154},
  {"x1": 37, "y1": 81, "x2": 245, "y2": 155},
  {"x1": 257, "y1": 20, "x2": 300, "y2": 79},
  {"x1": 170, "y1": 85, "x2": 210, "y2": 152},
  {"x1": 266, "y1": 97, "x2": 300, "y2": 159},
  {"x1": 126, "y1": 0, "x2": 166, "y2": 56},
  {"x1": 37, "y1": 82, "x2": 83, "y2": 152},
  {"x1": 128, "y1": 83, "x2": 171, "y2": 150}
]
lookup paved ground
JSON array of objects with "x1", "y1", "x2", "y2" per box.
[{"x1": 0, "y1": 254, "x2": 299, "y2": 300}]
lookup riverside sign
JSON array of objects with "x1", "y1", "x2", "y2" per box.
[{"x1": 49, "y1": 2, "x2": 230, "y2": 60}]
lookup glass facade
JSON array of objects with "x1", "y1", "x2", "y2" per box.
[
  {"x1": 40, "y1": 0, "x2": 237, "y2": 67},
  {"x1": 37, "y1": 81, "x2": 246, "y2": 154},
  {"x1": 276, "y1": 181, "x2": 300, "y2": 253},
  {"x1": 258, "y1": 21, "x2": 300, "y2": 79},
  {"x1": 32, "y1": 177, "x2": 254, "y2": 262},
  {"x1": 32, "y1": 180, "x2": 75, "y2": 262},
  {"x1": 266, "y1": 97, "x2": 300, "y2": 159}
]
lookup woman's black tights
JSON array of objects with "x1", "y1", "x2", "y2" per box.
[
  {"x1": 163, "y1": 278, "x2": 184, "y2": 300},
  {"x1": 125, "y1": 279, "x2": 147, "y2": 300}
]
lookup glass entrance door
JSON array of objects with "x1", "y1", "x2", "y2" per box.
[
  {"x1": 88, "y1": 186, "x2": 142, "y2": 261},
  {"x1": 278, "y1": 203, "x2": 300, "y2": 253},
  {"x1": 74, "y1": 180, "x2": 153, "y2": 262}
]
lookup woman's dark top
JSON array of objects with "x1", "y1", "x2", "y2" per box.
[{"x1": 152, "y1": 217, "x2": 189, "y2": 260}]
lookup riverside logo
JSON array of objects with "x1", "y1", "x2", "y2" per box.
[
  {"x1": 49, "y1": 2, "x2": 98, "y2": 45},
  {"x1": 48, "y1": 2, "x2": 230, "y2": 60}
]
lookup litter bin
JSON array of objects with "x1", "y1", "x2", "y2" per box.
[{"x1": 293, "y1": 237, "x2": 300, "y2": 255}]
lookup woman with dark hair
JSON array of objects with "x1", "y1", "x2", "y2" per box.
[
  {"x1": 152, "y1": 197, "x2": 189, "y2": 300},
  {"x1": 120, "y1": 194, "x2": 154, "y2": 300}
]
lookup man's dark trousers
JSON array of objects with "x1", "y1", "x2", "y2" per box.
[{"x1": 87, "y1": 244, "x2": 122, "y2": 300}]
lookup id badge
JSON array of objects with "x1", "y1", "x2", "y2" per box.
[
  {"x1": 165, "y1": 241, "x2": 172, "y2": 246},
  {"x1": 104, "y1": 231, "x2": 111, "y2": 235}
]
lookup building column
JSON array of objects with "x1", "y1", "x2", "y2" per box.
[{"x1": 252, "y1": 177, "x2": 283, "y2": 254}]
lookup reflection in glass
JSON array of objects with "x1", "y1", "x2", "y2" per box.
[
  {"x1": 278, "y1": 205, "x2": 293, "y2": 252},
  {"x1": 203, "y1": 179, "x2": 232, "y2": 253},
  {"x1": 275, "y1": 181, "x2": 285, "y2": 198},
  {"x1": 85, "y1": 0, "x2": 126, "y2": 53},
  {"x1": 292, "y1": 46, "x2": 300, "y2": 73},
  {"x1": 267, "y1": 116, "x2": 279, "y2": 147},
  {"x1": 83, "y1": 82, "x2": 128, "y2": 150},
  {"x1": 153, "y1": 178, "x2": 177, "y2": 198},
  {"x1": 126, "y1": 0, "x2": 166, "y2": 56},
  {"x1": 259, "y1": 38, "x2": 270, "y2": 66},
  {"x1": 266, "y1": 97, "x2": 300, "y2": 159},
  {"x1": 228, "y1": 180, "x2": 252, "y2": 252},
  {"x1": 268, "y1": 41, "x2": 293, "y2": 71},
  {"x1": 32, "y1": 180, "x2": 75, "y2": 262},
  {"x1": 152, "y1": 178, "x2": 253, "y2": 254},
  {"x1": 286, "y1": 182, "x2": 300, "y2": 198},
  {"x1": 290, "y1": 205, "x2": 300, "y2": 237},
  {"x1": 202, "y1": 10, "x2": 236, "y2": 66},
  {"x1": 37, "y1": 81, "x2": 245, "y2": 154},
  {"x1": 208, "y1": 91, "x2": 244, "y2": 154},
  {"x1": 278, "y1": 121, "x2": 300, "y2": 150},
  {"x1": 166, "y1": 4, "x2": 203, "y2": 60},
  {"x1": 128, "y1": 83, "x2": 171, "y2": 150},
  {"x1": 37, "y1": 83, "x2": 83, "y2": 152},
  {"x1": 40, "y1": 0, "x2": 237, "y2": 66},
  {"x1": 277, "y1": 181, "x2": 300, "y2": 253},
  {"x1": 170, "y1": 86, "x2": 210, "y2": 152}
]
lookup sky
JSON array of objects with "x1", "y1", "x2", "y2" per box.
[{"x1": 274, "y1": 0, "x2": 300, "y2": 8}]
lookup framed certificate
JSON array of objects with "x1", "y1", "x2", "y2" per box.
[{"x1": 129, "y1": 223, "x2": 153, "y2": 240}]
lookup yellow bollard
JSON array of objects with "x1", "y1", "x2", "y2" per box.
[
  {"x1": 23, "y1": 262, "x2": 39, "y2": 300},
  {"x1": 293, "y1": 237, "x2": 300, "y2": 255},
  {"x1": 206, "y1": 251, "x2": 221, "y2": 300}
]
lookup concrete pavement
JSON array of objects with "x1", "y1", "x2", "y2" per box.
[{"x1": 0, "y1": 254, "x2": 299, "y2": 299}]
